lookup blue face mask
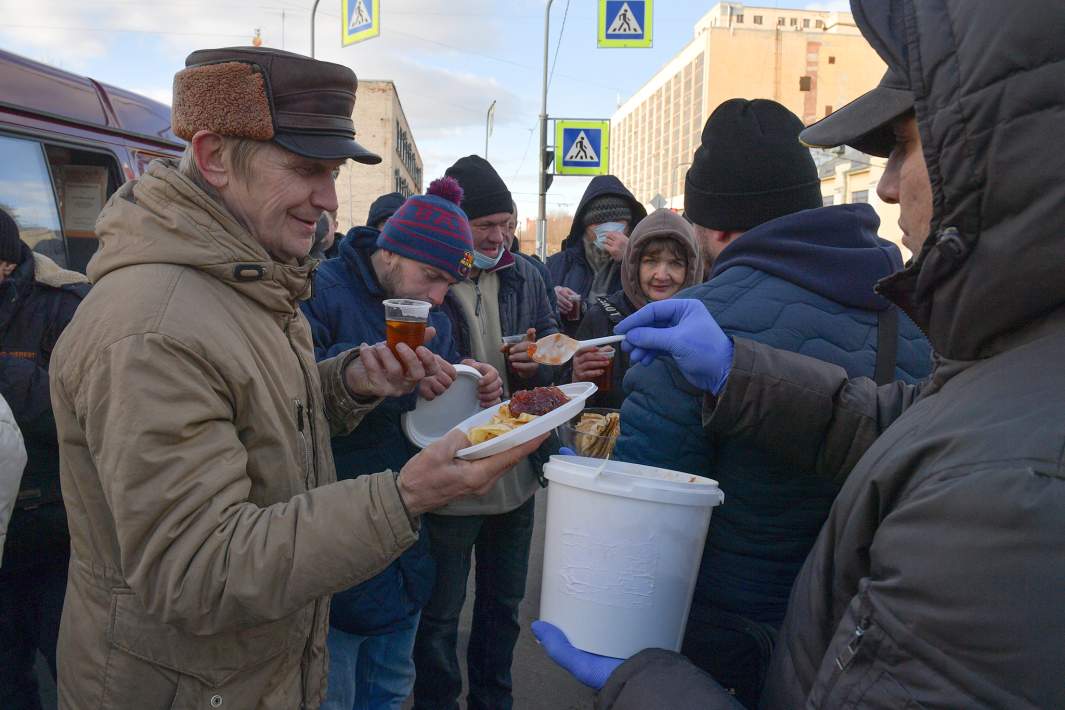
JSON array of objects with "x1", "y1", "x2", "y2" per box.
[
  {"x1": 472, "y1": 248, "x2": 504, "y2": 270},
  {"x1": 593, "y1": 222, "x2": 627, "y2": 250}
]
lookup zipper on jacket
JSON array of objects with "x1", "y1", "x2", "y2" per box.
[
  {"x1": 473, "y1": 276, "x2": 487, "y2": 339},
  {"x1": 834, "y1": 616, "x2": 871, "y2": 672},
  {"x1": 285, "y1": 315, "x2": 320, "y2": 484}
]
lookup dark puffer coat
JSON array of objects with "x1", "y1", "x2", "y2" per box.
[
  {"x1": 600, "y1": 2, "x2": 1065, "y2": 708},
  {"x1": 0, "y1": 244, "x2": 88, "y2": 508},
  {"x1": 613, "y1": 204, "x2": 930, "y2": 706}
]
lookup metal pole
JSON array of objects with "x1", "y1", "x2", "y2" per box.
[
  {"x1": 537, "y1": 0, "x2": 555, "y2": 261},
  {"x1": 310, "y1": 0, "x2": 322, "y2": 57},
  {"x1": 485, "y1": 100, "x2": 496, "y2": 160}
]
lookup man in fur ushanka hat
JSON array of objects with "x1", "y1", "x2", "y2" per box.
[{"x1": 49, "y1": 47, "x2": 546, "y2": 709}]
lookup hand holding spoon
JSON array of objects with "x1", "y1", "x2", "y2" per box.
[{"x1": 527, "y1": 333, "x2": 626, "y2": 366}]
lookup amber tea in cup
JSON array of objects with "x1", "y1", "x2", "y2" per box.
[
  {"x1": 590, "y1": 346, "x2": 616, "y2": 393},
  {"x1": 384, "y1": 299, "x2": 431, "y2": 355}
]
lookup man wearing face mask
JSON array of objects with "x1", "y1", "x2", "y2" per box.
[
  {"x1": 546, "y1": 176, "x2": 646, "y2": 333},
  {"x1": 413, "y1": 155, "x2": 559, "y2": 710}
]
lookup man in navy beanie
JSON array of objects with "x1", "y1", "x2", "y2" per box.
[
  {"x1": 534, "y1": 98, "x2": 931, "y2": 707},
  {"x1": 302, "y1": 178, "x2": 504, "y2": 710},
  {"x1": 413, "y1": 156, "x2": 559, "y2": 710}
]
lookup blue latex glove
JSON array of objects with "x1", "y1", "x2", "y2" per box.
[
  {"x1": 532, "y1": 620, "x2": 624, "y2": 690},
  {"x1": 558, "y1": 447, "x2": 576, "y2": 456},
  {"x1": 615, "y1": 299, "x2": 734, "y2": 395}
]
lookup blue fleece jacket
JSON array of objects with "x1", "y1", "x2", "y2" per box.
[
  {"x1": 301, "y1": 227, "x2": 460, "y2": 635},
  {"x1": 615, "y1": 204, "x2": 932, "y2": 626}
]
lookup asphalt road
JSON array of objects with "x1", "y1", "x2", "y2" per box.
[{"x1": 35, "y1": 487, "x2": 595, "y2": 710}]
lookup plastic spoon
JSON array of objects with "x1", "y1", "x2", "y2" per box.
[{"x1": 527, "y1": 333, "x2": 626, "y2": 366}]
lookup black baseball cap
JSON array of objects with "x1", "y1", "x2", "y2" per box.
[{"x1": 798, "y1": 1, "x2": 914, "y2": 158}]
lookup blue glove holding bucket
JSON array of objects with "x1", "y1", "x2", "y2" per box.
[
  {"x1": 532, "y1": 620, "x2": 624, "y2": 690},
  {"x1": 615, "y1": 299, "x2": 734, "y2": 396}
]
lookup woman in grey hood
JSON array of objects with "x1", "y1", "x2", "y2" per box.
[{"x1": 567, "y1": 208, "x2": 702, "y2": 409}]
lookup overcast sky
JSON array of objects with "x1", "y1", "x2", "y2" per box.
[{"x1": 0, "y1": 0, "x2": 852, "y2": 221}]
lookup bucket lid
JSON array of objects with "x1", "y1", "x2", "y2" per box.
[
  {"x1": 402, "y1": 364, "x2": 482, "y2": 448},
  {"x1": 544, "y1": 455, "x2": 724, "y2": 508}
]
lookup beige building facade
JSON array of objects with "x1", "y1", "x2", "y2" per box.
[
  {"x1": 611, "y1": 3, "x2": 889, "y2": 217},
  {"x1": 336, "y1": 80, "x2": 423, "y2": 232}
]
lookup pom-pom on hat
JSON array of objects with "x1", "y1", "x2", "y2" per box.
[{"x1": 376, "y1": 177, "x2": 475, "y2": 281}]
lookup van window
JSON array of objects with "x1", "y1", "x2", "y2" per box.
[
  {"x1": 43, "y1": 143, "x2": 122, "y2": 273},
  {"x1": 0, "y1": 134, "x2": 66, "y2": 267}
]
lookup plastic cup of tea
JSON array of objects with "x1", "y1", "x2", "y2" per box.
[
  {"x1": 384, "y1": 299, "x2": 431, "y2": 355},
  {"x1": 566, "y1": 294, "x2": 583, "y2": 322},
  {"x1": 501, "y1": 334, "x2": 528, "y2": 381},
  {"x1": 590, "y1": 346, "x2": 616, "y2": 393}
]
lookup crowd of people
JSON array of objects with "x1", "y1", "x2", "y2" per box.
[{"x1": 0, "y1": 1, "x2": 1062, "y2": 709}]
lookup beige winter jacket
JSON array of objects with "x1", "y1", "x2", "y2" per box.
[{"x1": 50, "y1": 160, "x2": 418, "y2": 709}]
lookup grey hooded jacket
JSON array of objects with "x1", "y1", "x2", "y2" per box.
[{"x1": 599, "y1": 1, "x2": 1065, "y2": 708}]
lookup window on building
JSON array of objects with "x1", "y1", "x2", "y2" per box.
[
  {"x1": 777, "y1": 17, "x2": 786, "y2": 26},
  {"x1": 799, "y1": 76, "x2": 813, "y2": 92},
  {"x1": 823, "y1": 194, "x2": 835, "y2": 206},
  {"x1": 816, "y1": 20, "x2": 825, "y2": 29},
  {"x1": 825, "y1": 105, "x2": 833, "y2": 116},
  {"x1": 851, "y1": 190, "x2": 869, "y2": 204},
  {"x1": 803, "y1": 18, "x2": 811, "y2": 28},
  {"x1": 735, "y1": 14, "x2": 743, "y2": 23},
  {"x1": 790, "y1": 17, "x2": 798, "y2": 26},
  {"x1": 753, "y1": 15, "x2": 763, "y2": 25},
  {"x1": 828, "y1": 56, "x2": 836, "y2": 64}
]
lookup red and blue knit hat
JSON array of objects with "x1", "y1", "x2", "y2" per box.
[{"x1": 377, "y1": 177, "x2": 475, "y2": 281}]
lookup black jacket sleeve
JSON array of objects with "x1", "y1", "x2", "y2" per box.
[
  {"x1": 703, "y1": 338, "x2": 924, "y2": 486},
  {"x1": 597, "y1": 649, "x2": 745, "y2": 710}
]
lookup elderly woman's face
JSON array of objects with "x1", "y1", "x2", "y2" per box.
[
  {"x1": 638, "y1": 239, "x2": 688, "y2": 302},
  {"x1": 226, "y1": 144, "x2": 344, "y2": 262}
]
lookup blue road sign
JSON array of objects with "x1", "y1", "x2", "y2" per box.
[
  {"x1": 555, "y1": 120, "x2": 610, "y2": 175},
  {"x1": 343, "y1": 0, "x2": 380, "y2": 46},
  {"x1": 599, "y1": 0, "x2": 652, "y2": 48}
]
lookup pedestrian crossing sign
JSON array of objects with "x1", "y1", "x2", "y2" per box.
[
  {"x1": 555, "y1": 120, "x2": 610, "y2": 176},
  {"x1": 342, "y1": 0, "x2": 380, "y2": 46},
  {"x1": 598, "y1": 0, "x2": 652, "y2": 48}
]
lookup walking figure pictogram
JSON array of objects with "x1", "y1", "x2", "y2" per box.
[
  {"x1": 574, "y1": 135, "x2": 590, "y2": 160},
  {"x1": 351, "y1": 0, "x2": 370, "y2": 29}
]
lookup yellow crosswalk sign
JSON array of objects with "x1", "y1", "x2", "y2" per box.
[{"x1": 342, "y1": 0, "x2": 379, "y2": 46}]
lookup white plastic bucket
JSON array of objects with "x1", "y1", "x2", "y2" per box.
[{"x1": 539, "y1": 455, "x2": 724, "y2": 659}]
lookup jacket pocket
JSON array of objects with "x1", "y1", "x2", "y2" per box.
[
  {"x1": 808, "y1": 590, "x2": 928, "y2": 709},
  {"x1": 105, "y1": 589, "x2": 301, "y2": 694}
]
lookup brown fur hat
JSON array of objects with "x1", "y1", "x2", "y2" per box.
[{"x1": 172, "y1": 61, "x2": 275, "y2": 142}]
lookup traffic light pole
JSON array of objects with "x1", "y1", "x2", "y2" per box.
[
  {"x1": 537, "y1": 0, "x2": 556, "y2": 261},
  {"x1": 310, "y1": 0, "x2": 322, "y2": 57}
]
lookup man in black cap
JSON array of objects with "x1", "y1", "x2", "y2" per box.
[
  {"x1": 412, "y1": 155, "x2": 559, "y2": 710},
  {"x1": 0, "y1": 208, "x2": 88, "y2": 710},
  {"x1": 49, "y1": 47, "x2": 546, "y2": 709},
  {"x1": 535, "y1": 2, "x2": 1065, "y2": 708}
]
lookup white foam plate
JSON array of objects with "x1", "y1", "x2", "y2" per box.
[
  {"x1": 454, "y1": 382, "x2": 597, "y2": 460},
  {"x1": 402, "y1": 364, "x2": 484, "y2": 449}
]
